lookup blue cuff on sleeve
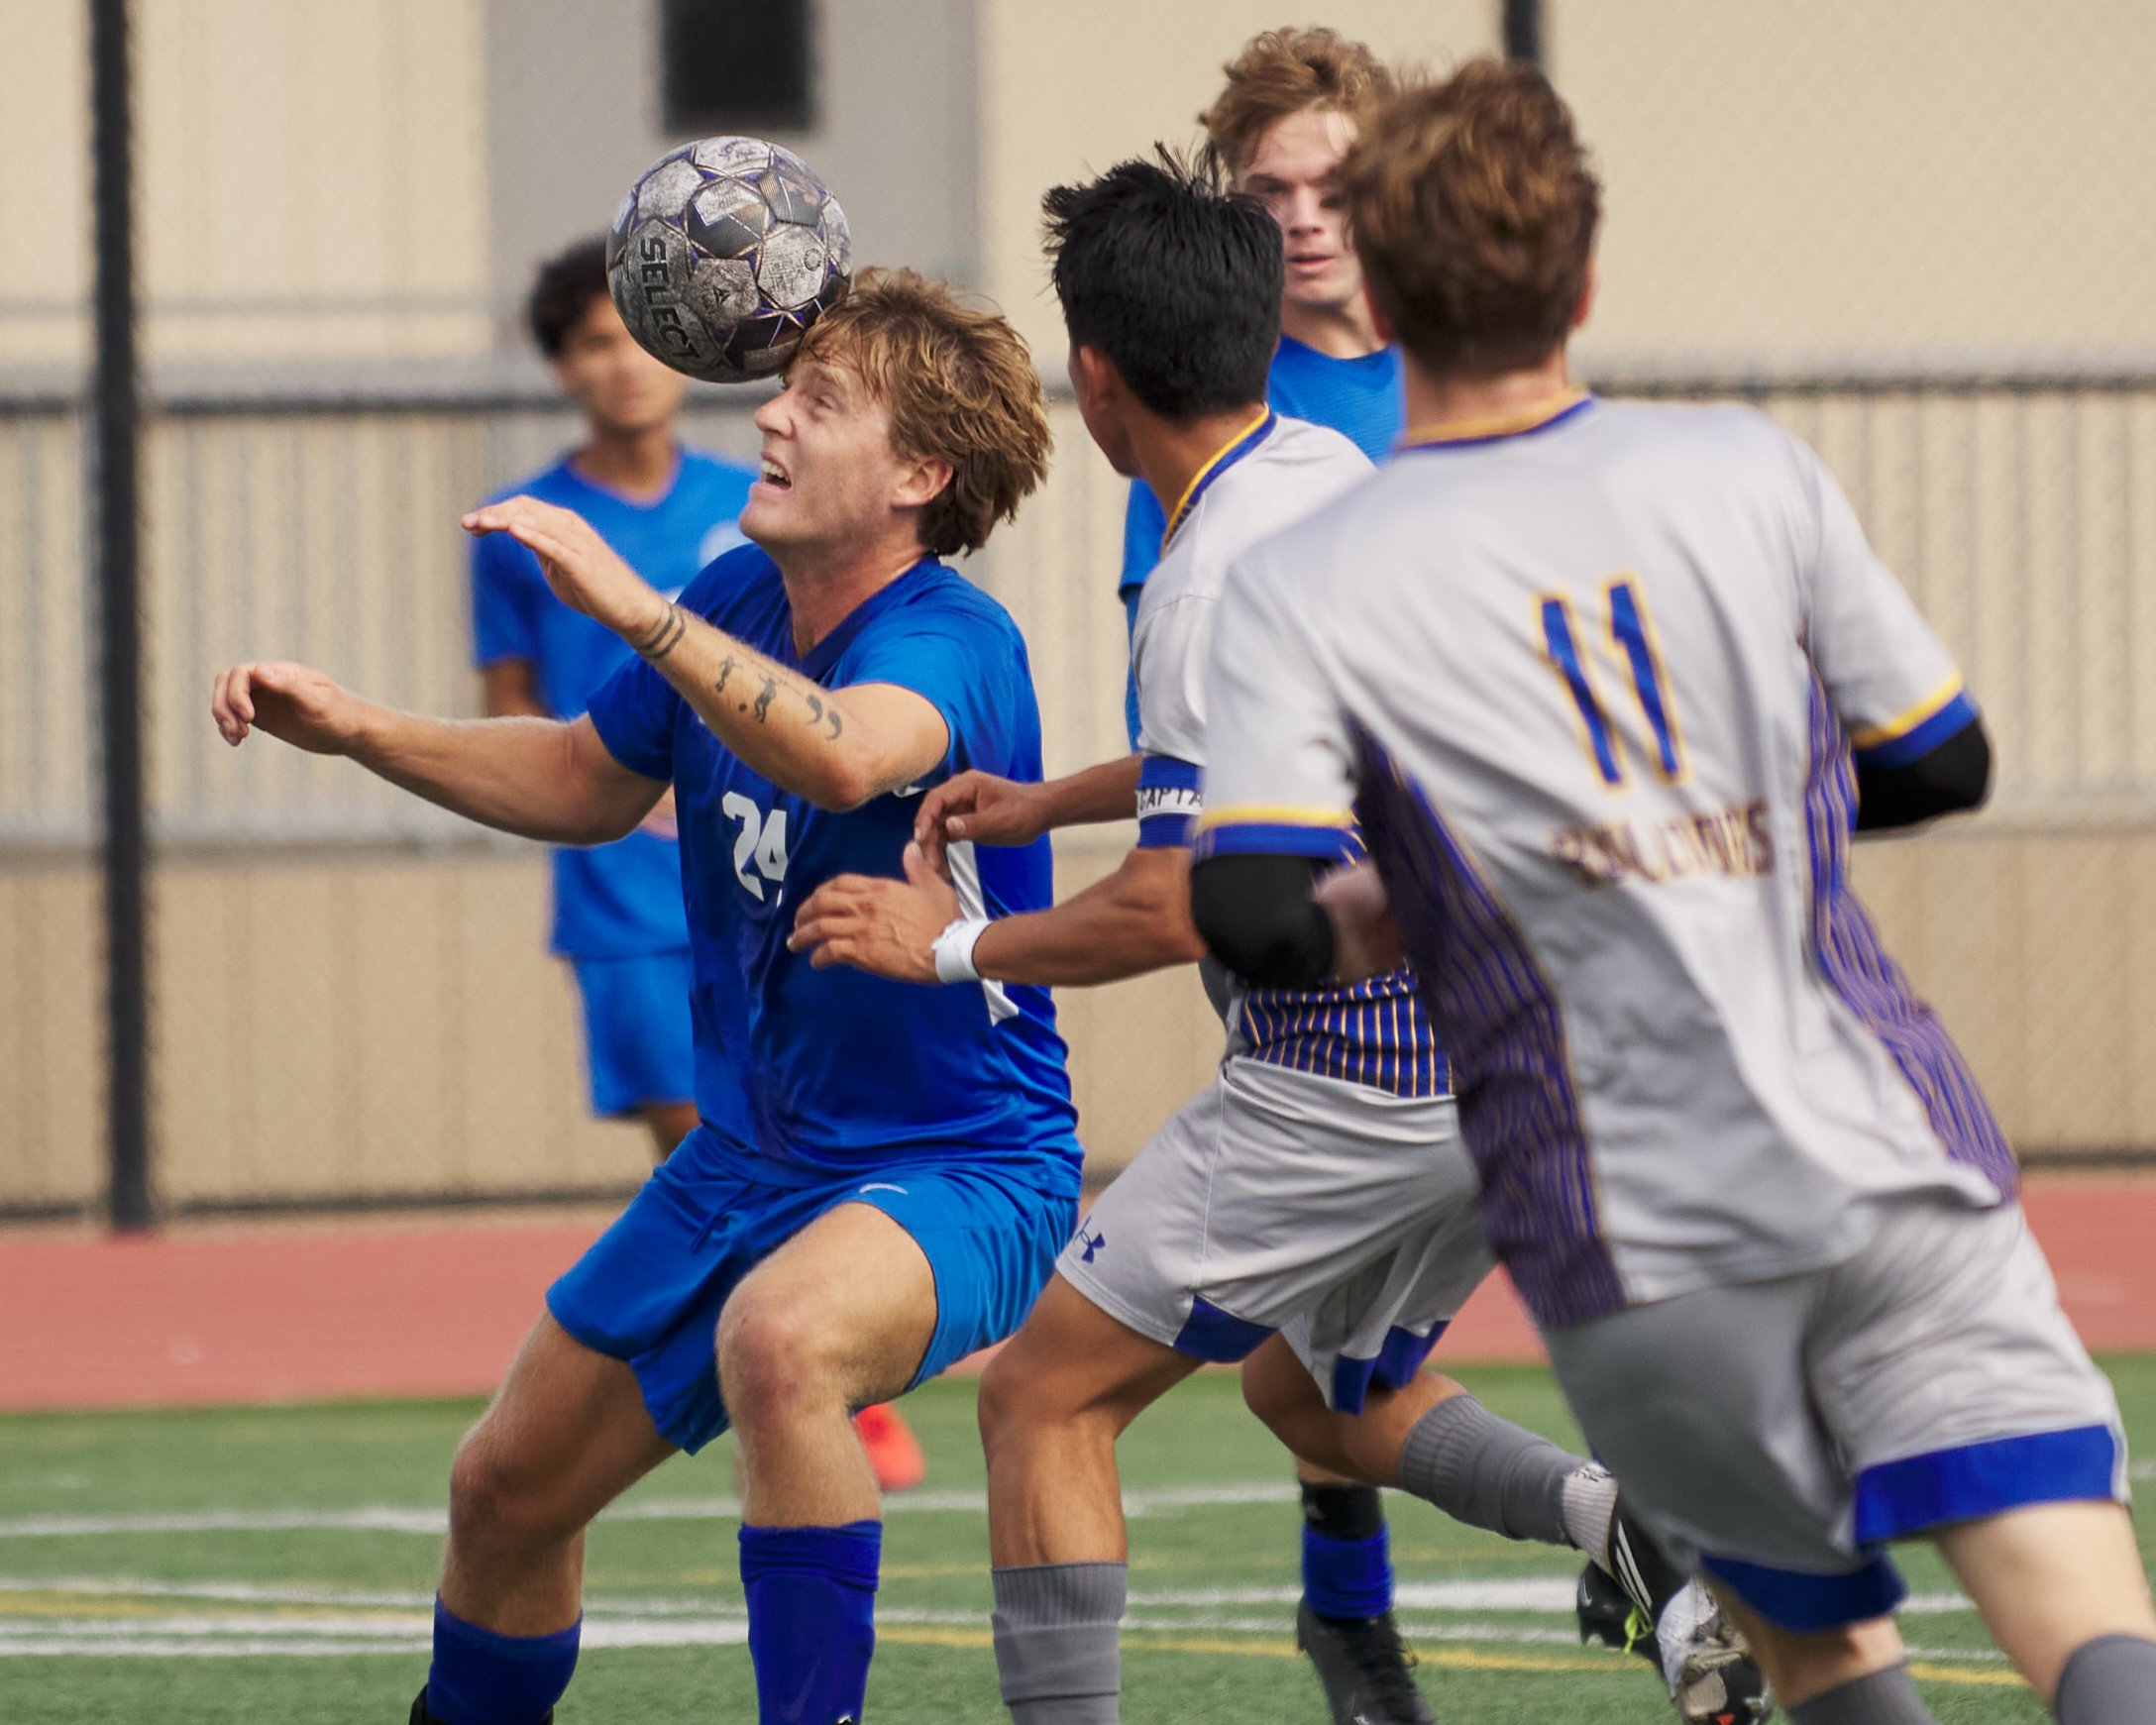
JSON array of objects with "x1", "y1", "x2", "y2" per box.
[
  {"x1": 1193, "y1": 814, "x2": 1356, "y2": 865},
  {"x1": 1851, "y1": 688, "x2": 1978, "y2": 768}
]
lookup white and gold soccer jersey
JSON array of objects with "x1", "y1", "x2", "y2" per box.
[
  {"x1": 1197, "y1": 392, "x2": 2016, "y2": 1329},
  {"x1": 1061, "y1": 410, "x2": 1488, "y2": 1408},
  {"x1": 1197, "y1": 390, "x2": 2124, "y2": 1609}
]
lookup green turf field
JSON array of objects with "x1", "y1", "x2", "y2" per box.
[{"x1": 10, "y1": 1359, "x2": 2149, "y2": 1722}]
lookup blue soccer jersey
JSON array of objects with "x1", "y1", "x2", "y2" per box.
[
  {"x1": 471, "y1": 449, "x2": 756, "y2": 958},
  {"x1": 585, "y1": 547, "x2": 1083, "y2": 1182},
  {"x1": 1117, "y1": 338, "x2": 1405, "y2": 741}
]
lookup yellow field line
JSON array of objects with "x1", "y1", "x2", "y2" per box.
[{"x1": 879, "y1": 1625, "x2": 2022, "y2": 1689}]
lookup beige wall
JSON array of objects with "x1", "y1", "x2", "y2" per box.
[
  {"x1": 0, "y1": 2, "x2": 93, "y2": 368},
  {"x1": 1561, "y1": 0, "x2": 2156, "y2": 364},
  {"x1": 2, "y1": 0, "x2": 491, "y2": 367},
  {"x1": 0, "y1": 864, "x2": 103, "y2": 1210}
]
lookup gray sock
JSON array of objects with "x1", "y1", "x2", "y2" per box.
[
  {"x1": 1559, "y1": 1461, "x2": 1620, "y2": 1560},
  {"x1": 1397, "y1": 1392, "x2": 1587, "y2": 1548},
  {"x1": 990, "y1": 1562, "x2": 1126, "y2": 1725},
  {"x1": 2055, "y1": 1633, "x2": 2156, "y2": 1724},
  {"x1": 1788, "y1": 1664, "x2": 1939, "y2": 1724}
]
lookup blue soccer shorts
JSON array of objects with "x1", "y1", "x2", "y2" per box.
[
  {"x1": 569, "y1": 952, "x2": 696, "y2": 1118},
  {"x1": 547, "y1": 1128, "x2": 1080, "y2": 1453}
]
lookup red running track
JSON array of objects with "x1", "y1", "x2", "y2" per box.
[{"x1": 2, "y1": 1178, "x2": 2151, "y2": 1413}]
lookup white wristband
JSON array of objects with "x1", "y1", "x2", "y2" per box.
[{"x1": 931, "y1": 916, "x2": 992, "y2": 984}]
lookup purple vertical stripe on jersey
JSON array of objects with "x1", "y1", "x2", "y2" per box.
[
  {"x1": 1236, "y1": 818, "x2": 1449, "y2": 1099},
  {"x1": 1351, "y1": 732, "x2": 1625, "y2": 1329},
  {"x1": 1802, "y1": 682, "x2": 2017, "y2": 1195}
]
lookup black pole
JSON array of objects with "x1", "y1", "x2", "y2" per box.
[
  {"x1": 89, "y1": 0, "x2": 152, "y2": 1231},
  {"x1": 1503, "y1": 0, "x2": 1545, "y2": 66}
]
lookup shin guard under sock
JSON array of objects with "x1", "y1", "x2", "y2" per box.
[
  {"x1": 423, "y1": 1599, "x2": 579, "y2": 1725},
  {"x1": 1397, "y1": 1393, "x2": 1587, "y2": 1548},
  {"x1": 739, "y1": 1521, "x2": 881, "y2": 1725},
  {"x1": 1299, "y1": 1483, "x2": 1394, "y2": 1622},
  {"x1": 990, "y1": 1561, "x2": 1126, "y2": 1725}
]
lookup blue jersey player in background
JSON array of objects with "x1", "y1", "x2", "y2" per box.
[
  {"x1": 212, "y1": 270, "x2": 1076, "y2": 1725},
  {"x1": 472, "y1": 237, "x2": 755, "y2": 1160},
  {"x1": 1113, "y1": 29, "x2": 1404, "y2": 750}
]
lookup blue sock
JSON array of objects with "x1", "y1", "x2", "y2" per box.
[
  {"x1": 424, "y1": 1598, "x2": 580, "y2": 1725},
  {"x1": 1301, "y1": 1483, "x2": 1394, "y2": 1622},
  {"x1": 739, "y1": 1520, "x2": 882, "y2": 1724}
]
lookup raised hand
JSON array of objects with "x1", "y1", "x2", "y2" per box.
[
  {"x1": 788, "y1": 842, "x2": 962, "y2": 982},
  {"x1": 913, "y1": 770, "x2": 1051, "y2": 871},
  {"x1": 210, "y1": 661, "x2": 366, "y2": 754},
  {"x1": 463, "y1": 495, "x2": 663, "y2": 641}
]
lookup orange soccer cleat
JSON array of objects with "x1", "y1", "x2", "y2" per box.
[{"x1": 852, "y1": 1401, "x2": 926, "y2": 1492}]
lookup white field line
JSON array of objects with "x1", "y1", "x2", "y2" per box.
[
  {"x1": 16, "y1": 1466, "x2": 2146, "y2": 1534},
  {"x1": 0, "y1": 1572, "x2": 1986, "y2": 1621},
  {"x1": 0, "y1": 1480, "x2": 1296, "y2": 1541}
]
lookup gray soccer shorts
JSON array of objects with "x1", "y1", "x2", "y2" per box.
[
  {"x1": 1544, "y1": 1197, "x2": 2126, "y2": 1633},
  {"x1": 1058, "y1": 1056, "x2": 1489, "y2": 1412}
]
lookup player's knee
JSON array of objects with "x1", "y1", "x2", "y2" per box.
[
  {"x1": 446, "y1": 1428, "x2": 574, "y2": 1549},
  {"x1": 976, "y1": 1343, "x2": 1056, "y2": 1458},
  {"x1": 715, "y1": 1296, "x2": 846, "y2": 1431}
]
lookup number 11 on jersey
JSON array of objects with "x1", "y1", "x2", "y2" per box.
[{"x1": 1537, "y1": 576, "x2": 1688, "y2": 789}]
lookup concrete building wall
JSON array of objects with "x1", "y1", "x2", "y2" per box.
[{"x1": 482, "y1": 0, "x2": 980, "y2": 338}]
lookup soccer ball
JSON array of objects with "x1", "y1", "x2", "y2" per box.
[{"x1": 606, "y1": 137, "x2": 852, "y2": 384}]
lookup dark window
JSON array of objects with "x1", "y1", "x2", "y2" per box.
[{"x1": 661, "y1": 0, "x2": 815, "y2": 135}]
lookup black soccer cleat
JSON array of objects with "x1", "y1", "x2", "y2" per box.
[
  {"x1": 1576, "y1": 1554, "x2": 1653, "y2": 1663},
  {"x1": 409, "y1": 1689, "x2": 552, "y2": 1725},
  {"x1": 1577, "y1": 1500, "x2": 1776, "y2": 1724},
  {"x1": 1296, "y1": 1598, "x2": 1436, "y2": 1725}
]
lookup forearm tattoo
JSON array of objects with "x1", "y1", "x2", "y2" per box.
[
  {"x1": 630, "y1": 602, "x2": 688, "y2": 662},
  {"x1": 710, "y1": 649, "x2": 843, "y2": 741}
]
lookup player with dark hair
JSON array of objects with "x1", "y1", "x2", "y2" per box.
[
  {"x1": 479, "y1": 236, "x2": 925, "y2": 1489},
  {"x1": 214, "y1": 268, "x2": 1072, "y2": 1725},
  {"x1": 791, "y1": 155, "x2": 1761, "y2": 1725},
  {"x1": 1192, "y1": 57, "x2": 2156, "y2": 1725}
]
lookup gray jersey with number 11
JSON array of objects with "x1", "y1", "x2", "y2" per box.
[{"x1": 1196, "y1": 393, "x2": 2011, "y2": 1330}]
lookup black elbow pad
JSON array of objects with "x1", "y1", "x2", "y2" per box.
[
  {"x1": 1189, "y1": 853, "x2": 1335, "y2": 989},
  {"x1": 1855, "y1": 718, "x2": 1992, "y2": 831}
]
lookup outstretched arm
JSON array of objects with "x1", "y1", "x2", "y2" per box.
[
  {"x1": 211, "y1": 661, "x2": 663, "y2": 845},
  {"x1": 913, "y1": 754, "x2": 1142, "y2": 871},
  {"x1": 465, "y1": 496, "x2": 948, "y2": 811}
]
